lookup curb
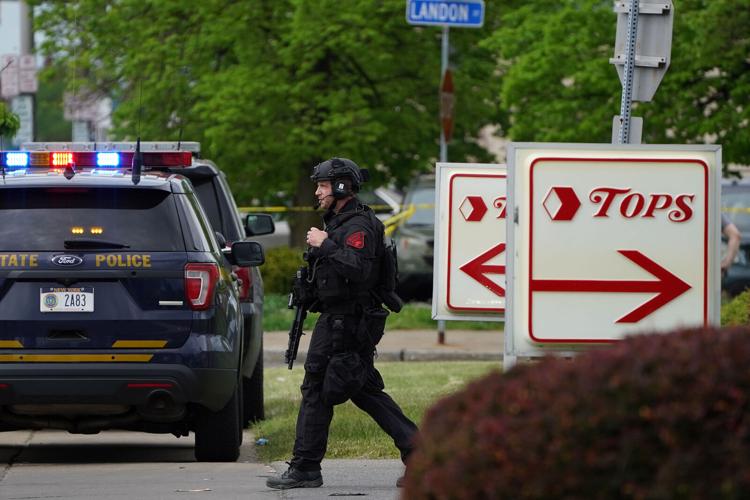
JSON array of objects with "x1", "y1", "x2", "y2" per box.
[{"x1": 264, "y1": 348, "x2": 502, "y2": 366}]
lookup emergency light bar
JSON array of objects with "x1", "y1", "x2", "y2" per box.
[{"x1": 0, "y1": 150, "x2": 193, "y2": 168}]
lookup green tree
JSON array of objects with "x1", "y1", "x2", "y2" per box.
[
  {"x1": 31, "y1": 0, "x2": 501, "y2": 242},
  {"x1": 484, "y1": 0, "x2": 750, "y2": 166},
  {"x1": 0, "y1": 102, "x2": 20, "y2": 139}
]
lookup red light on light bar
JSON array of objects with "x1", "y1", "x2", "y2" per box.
[
  {"x1": 51, "y1": 152, "x2": 74, "y2": 166},
  {"x1": 144, "y1": 152, "x2": 193, "y2": 167}
]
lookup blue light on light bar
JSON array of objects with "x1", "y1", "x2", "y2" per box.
[
  {"x1": 96, "y1": 152, "x2": 120, "y2": 167},
  {"x1": 6, "y1": 152, "x2": 29, "y2": 167}
]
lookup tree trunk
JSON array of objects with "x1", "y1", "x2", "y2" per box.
[{"x1": 289, "y1": 159, "x2": 322, "y2": 248}]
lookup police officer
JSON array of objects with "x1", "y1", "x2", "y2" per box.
[{"x1": 267, "y1": 158, "x2": 418, "y2": 490}]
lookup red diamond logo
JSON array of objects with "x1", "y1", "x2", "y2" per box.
[
  {"x1": 543, "y1": 186, "x2": 581, "y2": 221},
  {"x1": 459, "y1": 196, "x2": 487, "y2": 222}
]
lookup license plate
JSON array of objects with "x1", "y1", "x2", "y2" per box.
[{"x1": 40, "y1": 287, "x2": 94, "y2": 313}]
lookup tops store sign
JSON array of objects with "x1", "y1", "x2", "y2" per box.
[
  {"x1": 505, "y1": 143, "x2": 722, "y2": 359},
  {"x1": 406, "y1": 0, "x2": 485, "y2": 28},
  {"x1": 433, "y1": 162, "x2": 506, "y2": 322}
]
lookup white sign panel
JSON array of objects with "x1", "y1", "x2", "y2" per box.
[
  {"x1": 10, "y1": 95, "x2": 33, "y2": 147},
  {"x1": 18, "y1": 54, "x2": 37, "y2": 93},
  {"x1": 506, "y1": 143, "x2": 721, "y2": 358},
  {"x1": 433, "y1": 162, "x2": 506, "y2": 322}
]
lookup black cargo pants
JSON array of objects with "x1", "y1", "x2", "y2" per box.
[{"x1": 290, "y1": 312, "x2": 418, "y2": 472}]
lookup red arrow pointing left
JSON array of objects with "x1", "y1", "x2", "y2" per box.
[
  {"x1": 459, "y1": 243, "x2": 506, "y2": 297},
  {"x1": 530, "y1": 250, "x2": 691, "y2": 323}
]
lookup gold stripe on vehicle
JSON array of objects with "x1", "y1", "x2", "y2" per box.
[
  {"x1": 0, "y1": 340, "x2": 23, "y2": 348},
  {"x1": 0, "y1": 354, "x2": 153, "y2": 362},
  {"x1": 112, "y1": 340, "x2": 168, "y2": 348}
]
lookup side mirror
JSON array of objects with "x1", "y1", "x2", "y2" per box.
[
  {"x1": 231, "y1": 241, "x2": 265, "y2": 267},
  {"x1": 246, "y1": 213, "x2": 275, "y2": 237}
]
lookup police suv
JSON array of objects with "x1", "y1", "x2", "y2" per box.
[{"x1": 0, "y1": 143, "x2": 264, "y2": 461}]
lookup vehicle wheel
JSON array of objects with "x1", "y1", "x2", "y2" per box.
[
  {"x1": 243, "y1": 339, "x2": 265, "y2": 425},
  {"x1": 194, "y1": 382, "x2": 241, "y2": 462}
]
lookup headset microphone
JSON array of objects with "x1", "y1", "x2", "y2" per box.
[{"x1": 313, "y1": 194, "x2": 335, "y2": 209}]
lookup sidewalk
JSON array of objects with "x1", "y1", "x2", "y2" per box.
[{"x1": 263, "y1": 328, "x2": 504, "y2": 366}]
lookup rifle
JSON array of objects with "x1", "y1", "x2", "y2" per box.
[{"x1": 285, "y1": 266, "x2": 312, "y2": 370}]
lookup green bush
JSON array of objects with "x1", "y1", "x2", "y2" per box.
[
  {"x1": 721, "y1": 291, "x2": 750, "y2": 326},
  {"x1": 262, "y1": 246, "x2": 305, "y2": 294},
  {"x1": 404, "y1": 326, "x2": 750, "y2": 499}
]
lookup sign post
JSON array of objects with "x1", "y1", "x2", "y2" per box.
[
  {"x1": 609, "y1": 0, "x2": 674, "y2": 143},
  {"x1": 407, "y1": 0, "x2": 485, "y2": 343}
]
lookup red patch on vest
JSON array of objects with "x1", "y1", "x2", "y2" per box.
[{"x1": 346, "y1": 231, "x2": 365, "y2": 249}]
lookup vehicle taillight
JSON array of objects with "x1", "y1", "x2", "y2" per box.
[
  {"x1": 184, "y1": 263, "x2": 219, "y2": 310},
  {"x1": 234, "y1": 265, "x2": 253, "y2": 301}
]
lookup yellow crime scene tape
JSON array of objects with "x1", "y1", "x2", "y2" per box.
[{"x1": 239, "y1": 203, "x2": 434, "y2": 236}]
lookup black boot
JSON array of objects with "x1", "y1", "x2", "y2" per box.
[{"x1": 266, "y1": 464, "x2": 323, "y2": 490}]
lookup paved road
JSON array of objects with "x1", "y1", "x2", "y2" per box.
[
  {"x1": 1, "y1": 332, "x2": 499, "y2": 499},
  {"x1": 0, "y1": 430, "x2": 404, "y2": 500}
]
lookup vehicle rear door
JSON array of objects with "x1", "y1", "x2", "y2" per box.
[{"x1": 0, "y1": 186, "x2": 192, "y2": 350}]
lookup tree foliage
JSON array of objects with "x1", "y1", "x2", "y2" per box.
[
  {"x1": 485, "y1": 0, "x2": 750, "y2": 166},
  {"x1": 0, "y1": 102, "x2": 20, "y2": 139},
  {"x1": 30, "y1": 0, "x2": 750, "y2": 214},
  {"x1": 31, "y1": 0, "x2": 499, "y2": 204}
]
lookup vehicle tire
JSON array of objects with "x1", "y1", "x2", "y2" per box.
[
  {"x1": 243, "y1": 339, "x2": 264, "y2": 425},
  {"x1": 194, "y1": 382, "x2": 241, "y2": 462}
]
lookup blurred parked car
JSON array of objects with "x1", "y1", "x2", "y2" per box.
[
  {"x1": 721, "y1": 178, "x2": 750, "y2": 297},
  {"x1": 392, "y1": 174, "x2": 435, "y2": 302},
  {"x1": 359, "y1": 186, "x2": 403, "y2": 221}
]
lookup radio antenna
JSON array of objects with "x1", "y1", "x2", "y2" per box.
[
  {"x1": 131, "y1": 80, "x2": 144, "y2": 185},
  {"x1": 136, "y1": 79, "x2": 143, "y2": 138},
  {"x1": 131, "y1": 136, "x2": 143, "y2": 185}
]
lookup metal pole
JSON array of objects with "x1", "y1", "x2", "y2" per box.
[
  {"x1": 20, "y1": 0, "x2": 36, "y2": 142},
  {"x1": 617, "y1": 0, "x2": 639, "y2": 144},
  {"x1": 439, "y1": 26, "x2": 449, "y2": 163},
  {"x1": 437, "y1": 26, "x2": 449, "y2": 345}
]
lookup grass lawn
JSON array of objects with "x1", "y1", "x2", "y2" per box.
[
  {"x1": 251, "y1": 361, "x2": 499, "y2": 462},
  {"x1": 263, "y1": 293, "x2": 501, "y2": 331}
]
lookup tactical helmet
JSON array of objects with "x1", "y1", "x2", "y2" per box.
[{"x1": 310, "y1": 157, "x2": 367, "y2": 192}]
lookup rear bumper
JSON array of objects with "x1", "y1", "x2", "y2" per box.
[{"x1": 0, "y1": 363, "x2": 235, "y2": 412}]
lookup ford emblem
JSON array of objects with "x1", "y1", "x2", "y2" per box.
[{"x1": 51, "y1": 255, "x2": 84, "y2": 267}]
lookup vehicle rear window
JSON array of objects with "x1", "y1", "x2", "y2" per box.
[
  {"x1": 0, "y1": 188, "x2": 185, "y2": 251},
  {"x1": 405, "y1": 186, "x2": 435, "y2": 226},
  {"x1": 191, "y1": 178, "x2": 224, "y2": 234}
]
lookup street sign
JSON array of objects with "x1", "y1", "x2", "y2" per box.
[
  {"x1": 506, "y1": 143, "x2": 721, "y2": 360},
  {"x1": 433, "y1": 162, "x2": 506, "y2": 321},
  {"x1": 406, "y1": 0, "x2": 484, "y2": 28},
  {"x1": 440, "y1": 69, "x2": 454, "y2": 142},
  {"x1": 10, "y1": 95, "x2": 34, "y2": 147},
  {"x1": 610, "y1": 1, "x2": 673, "y2": 102},
  {"x1": 18, "y1": 54, "x2": 37, "y2": 94}
]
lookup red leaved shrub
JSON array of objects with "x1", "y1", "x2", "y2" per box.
[{"x1": 403, "y1": 327, "x2": 750, "y2": 499}]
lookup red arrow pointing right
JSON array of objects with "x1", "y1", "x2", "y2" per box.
[{"x1": 530, "y1": 250, "x2": 691, "y2": 323}]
